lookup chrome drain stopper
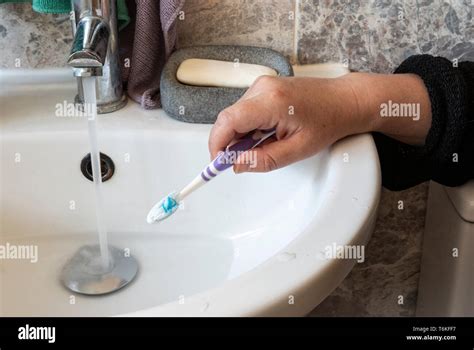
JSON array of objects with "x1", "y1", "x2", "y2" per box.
[{"x1": 61, "y1": 245, "x2": 138, "y2": 295}]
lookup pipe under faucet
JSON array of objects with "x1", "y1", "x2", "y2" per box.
[{"x1": 68, "y1": 0, "x2": 127, "y2": 114}]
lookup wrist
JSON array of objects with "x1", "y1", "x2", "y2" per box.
[
  {"x1": 340, "y1": 73, "x2": 380, "y2": 133},
  {"x1": 340, "y1": 72, "x2": 380, "y2": 134},
  {"x1": 340, "y1": 72, "x2": 432, "y2": 146}
]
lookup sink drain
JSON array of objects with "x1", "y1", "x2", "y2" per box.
[
  {"x1": 61, "y1": 244, "x2": 138, "y2": 295},
  {"x1": 81, "y1": 153, "x2": 115, "y2": 182}
]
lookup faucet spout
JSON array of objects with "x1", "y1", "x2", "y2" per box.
[
  {"x1": 68, "y1": 16, "x2": 110, "y2": 77},
  {"x1": 68, "y1": 0, "x2": 127, "y2": 113}
]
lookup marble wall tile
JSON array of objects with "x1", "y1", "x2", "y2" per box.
[
  {"x1": 2, "y1": 1, "x2": 471, "y2": 70},
  {"x1": 297, "y1": 0, "x2": 373, "y2": 70},
  {"x1": 0, "y1": 1, "x2": 298, "y2": 67},
  {"x1": 366, "y1": 0, "x2": 419, "y2": 72},
  {"x1": 416, "y1": 0, "x2": 474, "y2": 61},
  {"x1": 310, "y1": 183, "x2": 429, "y2": 317},
  {"x1": 297, "y1": 0, "x2": 473, "y2": 72},
  {"x1": 0, "y1": 4, "x2": 71, "y2": 69},
  {"x1": 177, "y1": 0, "x2": 297, "y2": 62}
]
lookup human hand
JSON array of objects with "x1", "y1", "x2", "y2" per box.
[
  {"x1": 208, "y1": 72, "x2": 432, "y2": 173},
  {"x1": 209, "y1": 75, "x2": 369, "y2": 173}
]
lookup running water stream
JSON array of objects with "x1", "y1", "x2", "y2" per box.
[
  {"x1": 61, "y1": 77, "x2": 138, "y2": 296},
  {"x1": 82, "y1": 77, "x2": 110, "y2": 271}
]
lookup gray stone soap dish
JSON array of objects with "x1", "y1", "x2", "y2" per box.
[{"x1": 160, "y1": 45, "x2": 294, "y2": 124}]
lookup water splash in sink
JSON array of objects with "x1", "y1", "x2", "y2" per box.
[{"x1": 82, "y1": 77, "x2": 110, "y2": 271}]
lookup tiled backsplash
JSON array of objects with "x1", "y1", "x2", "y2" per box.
[
  {"x1": 0, "y1": 4, "x2": 71, "y2": 68},
  {"x1": 297, "y1": 0, "x2": 473, "y2": 72},
  {"x1": 177, "y1": 0, "x2": 473, "y2": 73},
  {"x1": 1, "y1": 1, "x2": 472, "y2": 71},
  {"x1": 0, "y1": 0, "x2": 472, "y2": 316},
  {"x1": 177, "y1": 0, "x2": 297, "y2": 60}
]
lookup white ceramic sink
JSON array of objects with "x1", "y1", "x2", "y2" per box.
[{"x1": 0, "y1": 67, "x2": 380, "y2": 316}]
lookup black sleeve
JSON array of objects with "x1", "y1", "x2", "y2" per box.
[{"x1": 373, "y1": 55, "x2": 474, "y2": 191}]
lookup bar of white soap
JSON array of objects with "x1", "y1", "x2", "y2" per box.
[{"x1": 176, "y1": 58, "x2": 278, "y2": 89}]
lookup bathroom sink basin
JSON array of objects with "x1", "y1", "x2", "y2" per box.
[{"x1": 0, "y1": 68, "x2": 380, "y2": 316}]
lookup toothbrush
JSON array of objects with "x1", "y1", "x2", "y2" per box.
[{"x1": 146, "y1": 128, "x2": 276, "y2": 224}]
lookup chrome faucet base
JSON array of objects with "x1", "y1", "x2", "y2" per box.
[
  {"x1": 61, "y1": 244, "x2": 138, "y2": 296},
  {"x1": 74, "y1": 94, "x2": 128, "y2": 114}
]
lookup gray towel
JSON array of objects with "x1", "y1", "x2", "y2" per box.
[{"x1": 121, "y1": 0, "x2": 185, "y2": 109}]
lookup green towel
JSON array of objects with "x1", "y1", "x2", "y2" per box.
[{"x1": 0, "y1": 0, "x2": 130, "y2": 30}]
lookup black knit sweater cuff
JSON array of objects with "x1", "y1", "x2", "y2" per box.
[{"x1": 373, "y1": 54, "x2": 471, "y2": 190}]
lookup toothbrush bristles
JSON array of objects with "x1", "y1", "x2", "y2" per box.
[{"x1": 146, "y1": 192, "x2": 180, "y2": 224}]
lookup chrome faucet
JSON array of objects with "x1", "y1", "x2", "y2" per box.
[{"x1": 68, "y1": 0, "x2": 127, "y2": 114}]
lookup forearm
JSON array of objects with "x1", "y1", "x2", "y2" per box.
[
  {"x1": 341, "y1": 72, "x2": 433, "y2": 146},
  {"x1": 209, "y1": 55, "x2": 472, "y2": 186},
  {"x1": 356, "y1": 55, "x2": 473, "y2": 190}
]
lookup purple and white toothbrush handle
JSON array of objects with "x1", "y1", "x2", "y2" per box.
[
  {"x1": 175, "y1": 129, "x2": 276, "y2": 202},
  {"x1": 202, "y1": 128, "x2": 276, "y2": 181}
]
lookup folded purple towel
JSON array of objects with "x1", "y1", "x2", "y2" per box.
[{"x1": 121, "y1": 0, "x2": 185, "y2": 109}]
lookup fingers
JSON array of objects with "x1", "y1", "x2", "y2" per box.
[
  {"x1": 209, "y1": 76, "x2": 290, "y2": 159},
  {"x1": 233, "y1": 133, "x2": 311, "y2": 173},
  {"x1": 208, "y1": 96, "x2": 278, "y2": 159}
]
